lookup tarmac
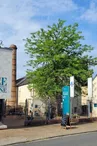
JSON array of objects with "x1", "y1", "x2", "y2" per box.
[{"x1": 0, "y1": 116, "x2": 97, "y2": 146}]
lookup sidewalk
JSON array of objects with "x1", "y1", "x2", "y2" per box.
[
  {"x1": 3, "y1": 115, "x2": 97, "y2": 128},
  {"x1": 0, "y1": 122, "x2": 97, "y2": 146}
]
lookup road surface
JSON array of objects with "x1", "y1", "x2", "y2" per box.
[{"x1": 14, "y1": 131, "x2": 97, "y2": 146}]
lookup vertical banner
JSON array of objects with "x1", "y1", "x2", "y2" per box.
[
  {"x1": 62, "y1": 86, "x2": 70, "y2": 115},
  {"x1": 0, "y1": 48, "x2": 12, "y2": 99},
  {"x1": 88, "y1": 78, "x2": 92, "y2": 100},
  {"x1": 70, "y1": 76, "x2": 74, "y2": 98}
]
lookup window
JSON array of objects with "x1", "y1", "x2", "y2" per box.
[
  {"x1": 94, "y1": 103, "x2": 97, "y2": 107},
  {"x1": 35, "y1": 105, "x2": 38, "y2": 108}
]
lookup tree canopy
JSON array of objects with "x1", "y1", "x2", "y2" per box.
[
  {"x1": 25, "y1": 20, "x2": 97, "y2": 101},
  {"x1": 0, "y1": 40, "x2": 3, "y2": 48}
]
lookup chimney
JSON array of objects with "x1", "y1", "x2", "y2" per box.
[{"x1": 10, "y1": 44, "x2": 17, "y2": 106}]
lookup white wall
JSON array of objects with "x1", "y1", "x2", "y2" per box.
[
  {"x1": 18, "y1": 85, "x2": 31, "y2": 106},
  {"x1": 0, "y1": 48, "x2": 12, "y2": 99}
]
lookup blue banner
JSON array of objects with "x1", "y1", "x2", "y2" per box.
[{"x1": 62, "y1": 86, "x2": 70, "y2": 115}]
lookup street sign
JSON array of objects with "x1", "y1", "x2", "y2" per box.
[
  {"x1": 0, "y1": 48, "x2": 12, "y2": 99},
  {"x1": 62, "y1": 86, "x2": 70, "y2": 115},
  {"x1": 70, "y1": 76, "x2": 74, "y2": 98},
  {"x1": 0, "y1": 77, "x2": 7, "y2": 93}
]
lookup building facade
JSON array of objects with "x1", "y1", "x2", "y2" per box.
[
  {"x1": 16, "y1": 77, "x2": 45, "y2": 117},
  {"x1": 81, "y1": 76, "x2": 97, "y2": 117},
  {"x1": 92, "y1": 75, "x2": 97, "y2": 117}
]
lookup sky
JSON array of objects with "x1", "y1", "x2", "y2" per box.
[{"x1": 0, "y1": 0, "x2": 97, "y2": 79}]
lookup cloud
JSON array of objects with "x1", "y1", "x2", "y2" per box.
[
  {"x1": 80, "y1": 1, "x2": 97, "y2": 23},
  {"x1": 0, "y1": 0, "x2": 78, "y2": 78},
  {"x1": 32, "y1": 0, "x2": 78, "y2": 15}
]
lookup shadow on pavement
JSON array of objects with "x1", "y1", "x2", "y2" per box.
[
  {"x1": 2, "y1": 115, "x2": 61, "y2": 129},
  {"x1": 2, "y1": 115, "x2": 96, "y2": 130}
]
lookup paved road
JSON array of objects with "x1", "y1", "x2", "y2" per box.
[{"x1": 14, "y1": 132, "x2": 97, "y2": 146}]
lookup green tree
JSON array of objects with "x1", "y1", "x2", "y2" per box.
[
  {"x1": 25, "y1": 20, "x2": 97, "y2": 114},
  {"x1": 0, "y1": 40, "x2": 3, "y2": 48}
]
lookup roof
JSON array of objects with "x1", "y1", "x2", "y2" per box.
[
  {"x1": 93, "y1": 74, "x2": 97, "y2": 81},
  {"x1": 0, "y1": 47, "x2": 12, "y2": 51},
  {"x1": 16, "y1": 76, "x2": 29, "y2": 87}
]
